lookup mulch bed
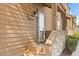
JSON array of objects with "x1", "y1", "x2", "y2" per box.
[
  {"x1": 61, "y1": 48, "x2": 72, "y2": 56},
  {"x1": 61, "y1": 40, "x2": 72, "y2": 56}
]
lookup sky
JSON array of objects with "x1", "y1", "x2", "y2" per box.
[{"x1": 68, "y1": 3, "x2": 79, "y2": 25}]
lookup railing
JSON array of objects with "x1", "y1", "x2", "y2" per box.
[{"x1": 60, "y1": 3, "x2": 68, "y2": 11}]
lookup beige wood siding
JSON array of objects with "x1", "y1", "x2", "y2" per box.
[
  {"x1": 61, "y1": 13, "x2": 66, "y2": 30},
  {"x1": 44, "y1": 7, "x2": 52, "y2": 31},
  {"x1": 52, "y1": 4, "x2": 57, "y2": 30},
  {"x1": 0, "y1": 4, "x2": 37, "y2": 56}
]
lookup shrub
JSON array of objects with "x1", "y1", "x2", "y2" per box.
[{"x1": 67, "y1": 36, "x2": 78, "y2": 53}]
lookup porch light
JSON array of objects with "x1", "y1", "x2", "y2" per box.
[{"x1": 31, "y1": 9, "x2": 39, "y2": 17}]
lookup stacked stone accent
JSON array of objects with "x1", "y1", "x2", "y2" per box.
[{"x1": 52, "y1": 30, "x2": 66, "y2": 56}]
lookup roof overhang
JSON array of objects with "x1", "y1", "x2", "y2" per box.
[
  {"x1": 57, "y1": 4, "x2": 66, "y2": 14},
  {"x1": 43, "y1": 3, "x2": 52, "y2": 8},
  {"x1": 66, "y1": 13, "x2": 72, "y2": 19}
]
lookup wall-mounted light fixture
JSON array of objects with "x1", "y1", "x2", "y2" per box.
[
  {"x1": 28, "y1": 9, "x2": 39, "y2": 20},
  {"x1": 31, "y1": 9, "x2": 39, "y2": 17}
]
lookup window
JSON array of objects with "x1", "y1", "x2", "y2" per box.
[
  {"x1": 57, "y1": 20, "x2": 61, "y2": 30},
  {"x1": 56, "y1": 12, "x2": 62, "y2": 30},
  {"x1": 38, "y1": 12, "x2": 45, "y2": 43}
]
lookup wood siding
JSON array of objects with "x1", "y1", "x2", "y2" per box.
[{"x1": 0, "y1": 4, "x2": 37, "y2": 56}]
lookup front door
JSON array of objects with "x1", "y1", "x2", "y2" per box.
[{"x1": 38, "y1": 12, "x2": 45, "y2": 43}]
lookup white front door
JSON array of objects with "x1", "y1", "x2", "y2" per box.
[{"x1": 38, "y1": 12, "x2": 45, "y2": 42}]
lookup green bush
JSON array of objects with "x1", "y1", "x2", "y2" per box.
[{"x1": 67, "y1": 36, "x2": 78, "y2": 53}]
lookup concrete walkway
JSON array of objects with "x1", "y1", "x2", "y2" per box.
[{"x1": 72, "y1": 41, "x2": 79, "y2": 56}]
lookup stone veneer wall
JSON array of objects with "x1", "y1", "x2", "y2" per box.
[{"x1": 52, "y1": 30, "x2": 66, "y2": 56}]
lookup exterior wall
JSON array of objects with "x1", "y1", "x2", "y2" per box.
[
  {"x1": 72, "y1": 16, "x2": 77, "y2": 33},
  {"x1": 33, "y1": 4, "x2": 53, "y2": 31},
  {"x1": 61, "y1": 13, "x2": 67, "y2": 30},
  {"x1": 52, "y1": 31, "x2": 66, "y2": 56},
  {"x1": 44, "y1": 7, "x2": 52, "y2": 31},
  {"x1": 51, "y1": 4, "x2": 67, "y2": 56},
  {"x1": 52, "y1": 3, "x2": 57, "y2": 30},
  {"x1": 0, "y1": 3, "x2": 54, "y2": 56},
  {"x1": 67, "y1": 18, "x2": 71, "y2": 35},
  {"x1": 0, "y1": 3, "x2": 71, "y2": 56},
  {"x1": 67, "y1": 17, "x2": 73, "y2": 35},
  {"x1": 66, "y1": 15, "x2": 77, "y2": 35},
  {"x1": 56, "y1": 11, "x2": 62, "y2": 30},
  {"x1": 34, "y1": 4, "x2": 53, "y2": 42},
  {"x1": 57, "y1": 4, "x2": 67, "y2": 31},
  {"x1": 66, "y1": 4, "x2": 77, "y2": 35},
  {"x1": 0, "y1": 4, "x2": 38, "y2": 56}
]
